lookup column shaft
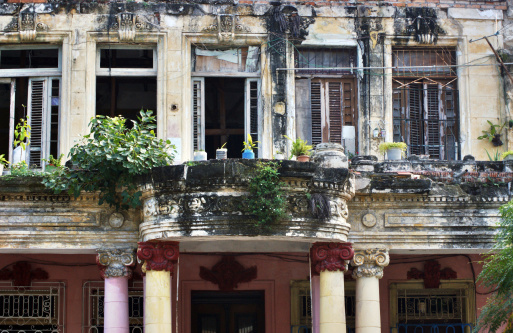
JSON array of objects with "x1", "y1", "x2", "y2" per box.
[
  {"x1": 320, "y1": 271, "x2": 346, "y2": 333},
  {"x1": 104, "y1": 277, "x2": 129, "y2": 333},
  {"x1": 311, "y1": 275, "x2": 320, "y2": 333},
  {"x1": 145, "y1": 269, "x2": 172, "y2": 333},
  {"x1": 355, "y1": 276, "x2": 381, "y2": 333}
]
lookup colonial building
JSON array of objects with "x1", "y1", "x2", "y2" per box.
[{"x1": 0, "y1": 0, "x2": 511, "y2": 331}]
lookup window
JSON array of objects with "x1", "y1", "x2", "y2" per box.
[
  {"x1": 96, "y1": 46, "x2": 157, "y2": 122},
  {"x1": 0, "y1": 46, "x2": 61, "y2": 169},
  {"x1": 390, "y1": 281, "x2": 475, "y2": 333},
  {"x1": 0, "y1": 281, "x2": 65, "y2": 333},
  {"x1": 192, "y1": 46, "x2": 261, "y2": 158},
  {"x1": 82, "y1": 281, "x2": 143, "y2": 333},
  {"x1": 392, "y1": 48, "x2": 459, "y2": 160},
  {"x1": 290, "y1": 280, "x2": 355, "y2": 333},
  {"x1": 294, "y1": 48, "x2": 357, "y2": 155}
]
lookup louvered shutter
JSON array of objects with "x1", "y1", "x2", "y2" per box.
[
  {"x1": 407, "y1": 84, "x2": 423, "y2": 156},
  {"x1": 295, "y1": 78, "x2": 312, "y2": 145},
  {"x1": 327, "y1": 81, "x2": 342, "y2": 144},
  {"x1": 424, "y1": 83, "x2": 441, "y2": 159},
  {"x1": 192, "y1": 78, "x2": 205, "y2": 152},
  {"x1": 310, "y1": 80, "x2": 322, "y2": 146},
  {"x1": 27, "y1": 78, "x2": 48, "y2": 168},
  {"x1": 245, "y1": 78, "x2": 260, "y2": 157}
]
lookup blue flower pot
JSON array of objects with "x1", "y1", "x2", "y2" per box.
[{"x1": 242, "y1": 149, "x2": 255, "y2": 159}]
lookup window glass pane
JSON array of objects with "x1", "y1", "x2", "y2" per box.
[
  {"x1": 0, "y1": 49, "x2": 59, "y2": 69},
  {"x1": 193, "y1": 47, "x2": 260, "y2": 73},
  {"x1": 100, "y1": 49, "x2": 154, "y2": 69}
]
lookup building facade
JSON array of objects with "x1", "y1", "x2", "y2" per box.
[{"x1": 0, "y1": 0, "x2": 511, "y2": 331}]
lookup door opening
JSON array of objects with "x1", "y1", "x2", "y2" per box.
[{"x1": 191, "y1": 290, "x2": 265, "y2": 333}]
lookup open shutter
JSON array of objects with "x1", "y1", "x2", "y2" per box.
[
  {"x1": 443, "y1": 83, "x2": 458, "y2": 160},
  {"x1": 192, "y1": 78, "x2": 205, "y2": 152},
  {"x1": 408, "y1": 84, "x2": 423, "y2": 156},
  {"x1": 424, "y1": 83, "x2": 441, "y2": 159},
  {"x1": 327, "y1": 81, "x2": 342, "y2": 144},
  {"x1": 295, "y1": 78, "x2": 312, "y2": 145},
  {"x1": 310, "y1": 80, "x2": 322, "y2": 146},
  {"x1": 245, "y1": 78, "x2": 260, "y2": 157},
  {"x1": 27, "y1": 78, "x2": 48, "y2": 168}
]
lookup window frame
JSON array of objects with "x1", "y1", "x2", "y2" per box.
[
  {"x1": 96, "y1": 45, "x2": 157, "y2": 77},
  {"x1": 0, "y1": 45, "x2": 62, "y2": 78}
]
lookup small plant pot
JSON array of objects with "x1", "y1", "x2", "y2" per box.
[
  {"x1": 242, "y1": 149, "x2": 255, "y2": 159},
  {"x1": 386, "y1": 148, "x2": 403, "y2": 160},
  {"x1": 0, "y1": 164, "x2": 3, "y2": 175},
  {"x1": 504, "y1": 154, "x2": 513, "y2": 161},
  {"x1": 194, "y1": 151, "x2": 207, "y2": 161},
  {"x1": 492, "y1": 134, "x2": 504, "y2": 147},
  {"x1": 216, "y1": 148, "x2": 227, "y2": 160},
  {"x1": 274, "y1": 153, "x2": 285, "y2": 160},
  {"x1": 297, "y1": 155, "x2": 310, "y2": 162}
]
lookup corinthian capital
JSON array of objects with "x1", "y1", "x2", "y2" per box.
[
  {"x1": 137, "y1": 241, "x2": 179, "y2": 273},
  {"x1": 351, "y1": 248, "x2": 389, "y2": 279},
  {"x1": 310, "y1": 242, "x2": 354, "y2": 274},
  {"x1": 96, "y1": 248, "x2": 136, "y2": 279}
]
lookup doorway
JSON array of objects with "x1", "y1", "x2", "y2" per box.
[{"x1": 191, "y1": 290, "x2": 265, "y2": 333}]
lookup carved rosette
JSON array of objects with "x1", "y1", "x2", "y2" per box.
[
  {"x1": 351, "y1": 248, "x2": 390, "y2": 279},
  {"x1": 96, "y1": 248, "x2": 136, "y2": 279},
  {"x1": 310, "y1": 242, "x2": 354, "y2": 274},
  {"x1": 137, "y1": 241, "x2": 179, "y2": 273}
]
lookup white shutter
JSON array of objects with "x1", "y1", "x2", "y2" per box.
[
  {"x1": 27, "y1": 78, "x2": 48, "y2": 168},
  {"x1": 192, "y1": 78, "x2": 205, "y2": 153},
  {"x1": 244, "y1": 78, "x2": 260, "y2": 157}
]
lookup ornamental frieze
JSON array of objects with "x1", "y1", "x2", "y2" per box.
[
  {"x1": 4, "y1": 12, "x2": 48, "y2": 41},
  {"x1": 96, "y1": 12, "x2": 158, "y2": 41}
]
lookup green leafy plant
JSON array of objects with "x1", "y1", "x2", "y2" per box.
[
  {"x1": 478, "y1": 121, "x2": 506, "y2": 146},
  {"x1": 502, "y1": 151, "x2": 513, "y2": 160},
  {"x1": 283, "y1": 135, "x2": 313, "y2": 158},
  {"x1": 218, "y1": 142, "x2": 227, "y2": 150},
  {"x1": 242, "y1": 134, "x2": 258, "y2": 152},
  {"x1": 3, "y1": 161, "x2": 41, "y2": 178},
  {"x1": 485, "y1": 149, "x2": 501, "y2": 161},
  {"x1": 43, "y1": 154, "x2": 65, "y2": 166},
  {"x1": 245, "y1": 161, "x2": 287, "y2": 228},
  {"x1": 42, "y1": 110, "x2": 175, "y2": 210},
  {"x1": 0, "y1": 154, "x2": 8, "y2": 168},
  {"x1": 13, "y1": 117, "x2": 31, "y2": 150},
  {"x1": 474, "y1": 200, "x2": 513, "y2": 333},
  {"x1": 378, "y1": 142, "x2": 407, "y2": 154}
]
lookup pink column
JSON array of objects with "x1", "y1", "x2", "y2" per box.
[
  {"x1": 104, "y1": 276, "x2": 129, "y2": 333},
  {"x1": 97, "y1": 248, "x2": 136, "y2": 333},
  {"x1": 311, "y1": 275, "x2": 321, "y2": 333}
]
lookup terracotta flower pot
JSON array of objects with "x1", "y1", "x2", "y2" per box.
[{"x1": 297, "y1": 155, "x2": 310, "y2": 162}]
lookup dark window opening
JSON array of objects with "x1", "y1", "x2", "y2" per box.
[
  {"x1": 204, "y1": 77, "x2": 246, "y2": 158},
  {"x1": 96, "y1": 77, "x2": 157, "y2": 124},
  {"x1": 191, "y1": 291, "x2": 265, "y2": 333},
  {"x1": 100, "y1": 49, "x2": 154, "y2": 69},
  {"x1": 294, "y1": 48, "x2": 356, "y2": 75},
  {"x1": 0, "y1": 49, "x2": 59, "y2": 69}
]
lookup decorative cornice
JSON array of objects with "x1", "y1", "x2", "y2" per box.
[
  {"x1": 351, "y1": 248, "x2": 389, "y2": 279},
  {"x1": 199, "y1": 256, "x2": 257, "y2": 291},
  {"x1": 96, "y1": 248, "x2": 135, "y2": 279},
  {"x1": 137, "y1": 241, "x2": 179, "y2": 273},
  {"x1": 352, "y1": 195, "x2": 511, "y2": 203},
  {"x1": 310, "y1": 242, "x2": 354, "y2": 274}
]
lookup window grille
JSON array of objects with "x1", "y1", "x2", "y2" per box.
[
  {"x1": 294, "y1": 48, "x2": 356, "y2": 75},
  {"x1": 0, "y1": 281, "x2": 65, "y2": 333},
  {"x1": 82, "y1": 281, "x2": 143, "y2": 333},
  {"x1": 392, "y1": 48, "x2": 457, "y2": 77}
]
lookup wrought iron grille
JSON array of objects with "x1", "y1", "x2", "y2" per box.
[
  {"x1": 0, "y1": 281, "x2": 65, "y2": 333},
  {"x1": 393, "y1": 83, "x2": 460, "y2": 160},
  {"x1": 392, "y1": 48, "x2": 457, "y2": 77},
  {"x1": 397, "y1": 288, "x2": 468, "y2": 323},
  {"x1": 82, "y1": 281, "x2": 143, "y2": 333},
  {"x1": 393, "y1": 323, "x2": 473, "y2": 333},
  {"x1": 294, "y1": 48, "x2": 357, "y2": 75}
]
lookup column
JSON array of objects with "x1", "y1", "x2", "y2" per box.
[
  {"x1": 351, "y1": 248, "x2": 390, "y2": 333},
  {"x1": 310, "y1": 242, "x2": 354, "y2": 333},
  {"x1": 96, "y1": 248, "x2": 136, "y2": 333},
  {"x1": 137, "y1": 241, "x2": 179, "y2": 333}
]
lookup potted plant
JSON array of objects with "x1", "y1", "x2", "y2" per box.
[
  {"x1": 379, "y1": 142, "x2": 407, "y2": 160},
  {"x1": 242, "y1": 134, "x2": 258, "y2": 159},
  {"x1": 0, "y1": 154, "x2": 8, "y2": 174},
  {"x1": 12, "y1": 117, "x2": 30, "y2": 164},
  {"x1": 216, "y1": 142, "x2": 228, "y2": 160},
  {"x1": 284, "y1": 135, "x2": 313, "y2": 162},
  {"x1": 43, "y1": 154, "x2": 64, "y2": 173},
  {"x1": 194, "y1": 150, "x2": 207, "y2": 161},
  {"x1": 477, "y1": 121, "x2": 506, "y2": 147},
  {"x1": 502, "y1": 151, "x2": 513, "y2": 161}
]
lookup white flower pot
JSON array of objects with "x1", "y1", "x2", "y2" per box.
[
  {"x1": 216, "y1": 149, "x2": 227, "y2": 160},
  {"x1": 274, "y1": 153, "x2": 285, "y2": 160},
  {"x1": 194, "y1": 151, "x2": 207, "y2": 161},
  {"x1": 0, "y1": 164, "x2": 3, "y2": 175},
  {"x1": 386, "y1": 148, "x2": 403, "y2": 160}
]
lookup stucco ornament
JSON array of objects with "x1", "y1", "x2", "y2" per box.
[
  {"x1": 310, "y1": 242, "x2": 354, "y2": 273},
  {"x1": 4, "y1": 12, "x2": 48, "y2": 41},
  {"x1": 137, "y1": 241, "x2": 179, "y2": 272},
  {"x1": 202, "y1": 14, "x2": 250, "y2": 41},
  {"x1": 108, "y1": 212, "x2": 125, "y2": 228},
  {"x1": 351, "y1": 248, "x2": 390, "y2": 279},
  {"x1": 96, "y1": 248, "x2": 136, "y2": 279},
  {"x1": 144, "y1": 198, "x2": 158, "y2": 217},
  {"x1": 188, "y1": 197, "x2": 206, "y2": 213}
]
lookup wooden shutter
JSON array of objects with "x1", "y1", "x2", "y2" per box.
[
  {"x1": 192, "y1": 78, "x2": 205, "y2": 152},
  {"x1": 407, "y1": 84, "x2": 423, "y2": 156},
  {"x1": 245, "y1": 78, "x2": 260, "y2": 157},
  {"x1": 310, "y1": 80, "x2": 322, "y2": 146},
  {"x1": 327, "y1": 81, "x2": 342, "y2": 144},
  {"x1": 424, "y1": 83, "x2": 441, "y2": 159},
  {"x1": 27, "y1": 78, "x2": 48, "y2": 168},
  {"x1": 295, "y1": 78, "x2": 312, "y2": 145}
]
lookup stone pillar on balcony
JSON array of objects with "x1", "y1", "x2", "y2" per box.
[
  {"x1": 311, "y1": 242, "x2": 354, "y2": 333},
  {"x1": 96, "y1": 248, "x2": 136, "y2": 333},
  {"x1": 137, "y1": 241, "x2": 179, "y2": 333},
  {"x1": 351, "y1": 248, "x2": 390, "y2": 333}
]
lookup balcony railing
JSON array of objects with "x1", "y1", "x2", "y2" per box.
[{"x1": 392, "y1": 323, "x2": 473, "y2": 333}]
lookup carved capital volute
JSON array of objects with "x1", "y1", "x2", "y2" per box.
[
  {"x1": 310, "y1": 242, "x2": 354, "y2": 274},
  {"x1": 351, "y1": 248, "x2": 390, "y2": 279},
  {"x1": 137, "y1": 241, "x2": 179, "y2": 273},
  {"x1": 96, "y1": 248, "x2": 136, "y2": 279}
]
